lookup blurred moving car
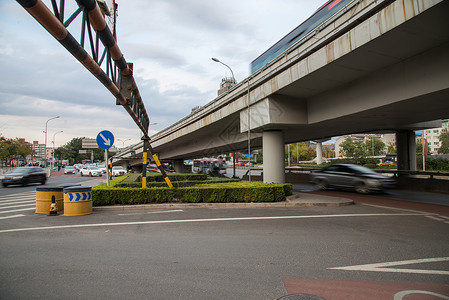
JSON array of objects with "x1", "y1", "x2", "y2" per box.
[
  {"x1": 1, "y1": 167, "x2": 47, "y2": 187},
  {"x1": 97, "y1": 165, "x2": 107, "y2": 174},
  {"x1": 310, "y1": 164, "x2": 395, "y2": 194},
  {"x1": 146, "y1": 164, "x2": 161, "y2": 173},
  {"x1": 64, "y1": 166, "x2": 76, "y2": 174},
  {"x1": 112, "y1": 166, "x2": 127, "y2": 177},
  {"x1": 378, "y1": 160, "x2": 397, "y2": 167},
  {"x1": 80, "y1": 166, "x2": 103, "y2": 177}
]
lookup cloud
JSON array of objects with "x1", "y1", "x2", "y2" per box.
[{"x1": 0, "y1": 0, "x2": 325, "y2": 148}]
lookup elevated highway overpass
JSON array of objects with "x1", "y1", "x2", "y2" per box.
[{"x1": 116, "y1": 0, "x2": 449, "y2": 183}]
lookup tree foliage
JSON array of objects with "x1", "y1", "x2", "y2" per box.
[
  {"x1": 438, "y1": 129, "x2": 449, "y2": 154},
  {"x1": 340, "y1": 137, "x2": 386, "y2": 158},
  {"x1": 0, "y1": 135, "x2": 35, "y2": 164},
  {"x1": 55, "y1": 137, "x2": 112, "y2": 164},
  {"x1": 285, "y1": 143, "x2": 316, "y2": 162}
]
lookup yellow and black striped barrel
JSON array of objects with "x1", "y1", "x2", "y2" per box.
[
  {"x1": 63, "y1": 186, "x2": 92, "y2": 216},
  {"x1": 35, "y1": 186, "x2": 64, "y2": 214}
]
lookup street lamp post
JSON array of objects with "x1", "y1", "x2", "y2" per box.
[
  {"x1": 51, "y1": 131, "x2": 63, "y2": 170},
  {"x1": 117, "y1": 138, "x2": 131, "y2": 149},
  {"x1": 211, "y1": 58, "x2": 236, "y2": 83},
  {"x1": 212, "y1": 58, "x2": 238, "y2": 178},
  {"x1": 44, "y1": 116, "x2": 60, "y2": 168}
]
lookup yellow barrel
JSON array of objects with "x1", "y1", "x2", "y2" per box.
[
  {"x1": 63, "y1": 186, "x2": 92, "y2": 216},
  {"x1": 36, "y1": 187, "x2": 64, "y2": 214}
]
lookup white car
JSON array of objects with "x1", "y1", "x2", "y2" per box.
[
  {"x1": 80, "y1": 166, "x2": 103, "y2": 177},
  {"x1": 112, "y1": 166, "x2": 127, "y2": 177}
]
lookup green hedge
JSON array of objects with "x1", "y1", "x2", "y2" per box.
[
  {"x1": 92, "y1": 182, "x2": 293, "y2": 206},
  {"x1": 144, "y1": 173, "x2": 208, "y2": 182}
]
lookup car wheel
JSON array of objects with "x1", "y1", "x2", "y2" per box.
[
  {"x1": 81, "y1": 172, "x2": 84, "y2": 176},
  {"x1": 89, "y1": 172, "x2": 93, "y2": 177},
  {"x1": 1, "y1": 183, "x2": 8, "y2": 188},
  {"x1": 41, "y1": 177, "x2": 46, "y2": 185},
  {"x1": 21, "y1": 179, "x2": 29, "y2": 187},
  {"x1": 355, "y1": 182, "x2": 370, "y2": 194},
  {"x1": 315, "y1": 179, "x2": 327, "y2": 190}
]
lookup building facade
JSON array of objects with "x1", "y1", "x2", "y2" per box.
[{"x1": 423, "y1": 119, "x2": 448, "y2": 154}]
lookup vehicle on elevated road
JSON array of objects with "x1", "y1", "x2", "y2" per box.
[{"x1": 192, "y1": 158, "x2": 226, "y2": 175}]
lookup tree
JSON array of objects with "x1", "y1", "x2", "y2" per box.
[
  {"x1": 438, "y1": 129, "x2": 449, "y2": 154},
  {"x1": 285, "y1": 143, "x2": 316, "y2": 162},
  {"x1": 340, "y1": 138, "x2": 365, "y2": 158},
  {"x1": 55, "y1": 137, "x2": 112, "y2": 163},
  {"x1": 364, "y1": 138, "x2": 385, "y2": 156},
  {"x1": 386, "y1": 142, "x2": 396, "y2": 154}
]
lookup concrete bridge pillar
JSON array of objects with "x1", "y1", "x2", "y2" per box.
[
  {"x1": 316, "y1": 142, "x2": 323, "y2": 165},
  {"x1": 173, "y1": 159, "x2": 185, "y2": 173},
  {"x1": 263, "y1": 130, "x2": 285, "y2": 183},
  {"x1": 396, "y1": 130, "x2": 417, "y2": 172}
]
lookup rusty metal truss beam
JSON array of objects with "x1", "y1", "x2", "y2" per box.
[{"x1": 16, "y1": 0, "x2": 150, "y2": 137}]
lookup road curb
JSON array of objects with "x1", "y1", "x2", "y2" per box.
[{"x1": 93, "y1": 193, "x2": 353, "y2": 211}]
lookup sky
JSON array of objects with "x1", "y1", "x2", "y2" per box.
[{"x1": 0, "y1": 0, "x2": 326, "y2": 148}]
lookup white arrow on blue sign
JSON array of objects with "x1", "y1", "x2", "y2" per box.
[
  {"x1": 96, "y1": 130, "x2": 114, "y2": 149},
  {"x1": 68, "y1": 192, "x2": 92, "y2": 201}
]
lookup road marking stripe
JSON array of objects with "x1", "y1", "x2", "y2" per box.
[
  {"x1": 0, "y1": 214, "x2": 26, "y2": 220},
  {"x1": 0, "y1": 203, "x2": 35, "y2": 209},
  {"x1": 329, "y1": 257, "x2": 449, "y2": 275},
  {"x1": 0, "y1": 195, "x2": 35, "y2": 201},
  {"x1": 0, "y1": 208, "x2": 35, "y2": 214},
  {"x1": 0, "y1": 213, "x2": 421, "y2": 233},
  {"x1": 426, "y1": 215, "x2": 447, "y2": 222},
  {"x1": 0, "y1": 200, "x2": 35, "y2": 206},
  {"x1": 361, "y1": 203, "x2": 437, "y2": 215},
  {"x1": 117, "y1": 209, "x2": 184, "y2": 216}
]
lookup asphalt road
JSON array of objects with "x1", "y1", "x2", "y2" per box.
[{"x1": 1, "y1": 177, "x2": 448, "y2": 299}]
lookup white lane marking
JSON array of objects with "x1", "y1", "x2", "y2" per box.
[
  {"x1": 0, "y1": 192, "x2": 36, "y2": 199},
  {"x1": 394, "y1": 290, "x2": 449, "y2": 300},
  {"x1": 0, "y1": 199, "x2": 35, "y2": 205},
  {"x1": 361, "y1": 203, "x2": 437, "y2": 215},
  {"x1": 426, "y1": 215, "x2": 447, "y2": 222},
  {"x1": 0, "y1": 208, "x2": 35, "y2": 214},
  {"x1": 117, "y1": 209, "x2": 184, "y2": 216},
  {"x1": 0, "y1": 203, "x2": 35, "y2": 209},
  {"x1": 0, "y1": 212, "x2": 421, "y2": 234},
  {"x1": 329, "y1": 257, "x2": 449, "y2": 275},
  {"x1": 0, "y1": 214, "x2": 26, "y2": 220}
]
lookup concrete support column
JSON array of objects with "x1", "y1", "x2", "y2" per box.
[
  {"x1": 173, "y1": 159, "x2": 185, "y2": 173},
  {"x1": 263, "y1": 130, "x2": 285, "y2": 183},
  {"x1": 316, "y1": 142, "x2": 323, "y2": 165},
  {"x1": 396, "y1": 130, "x2": 417, "y2": 172}
]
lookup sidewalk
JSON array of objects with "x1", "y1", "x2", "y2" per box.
[{"x1": 94, "y1": 192, "x2": 353, "y2": 212}]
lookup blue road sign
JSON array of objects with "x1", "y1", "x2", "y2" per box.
[{"x1": 96, "y1": 130, "x2": 114, "y2": 149}]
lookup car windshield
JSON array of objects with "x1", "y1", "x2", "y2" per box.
[
  {"x1": 90, "y1": 167, "x2": 100, "y2": 170},
  {"x1": 113, "y1": 167, "x2": 124, "y2": 170},
  {"x1": 349, "y1": 165, "x2": 377, "y2": 175},
  {"x1": 9, "y1": 167, "x2": 31, "y2": 174},
  {"x1": 66, "y1": 166, "x2": 75, "y2": 169}
]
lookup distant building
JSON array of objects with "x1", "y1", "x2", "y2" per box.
[
  {"x1": 423, "y1": 119, "x2": 449, "y2": 154},
  {"x1": 31, "y1": 141, "x2": 46, "y2": 158},
  {"x1": 217, "y1": 77, "x2": 236, "y2": 96}
]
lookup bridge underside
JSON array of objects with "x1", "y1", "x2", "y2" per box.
[{"x1": 151, "y1": 0, "x2": 449, "y2": 161}]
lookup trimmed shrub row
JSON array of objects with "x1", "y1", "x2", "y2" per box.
[
  {"x1": 92, "y1": 182, "x2": 293, "y2": 206},
  {"x1": 117, "y1": 177, "x2": 240, "y2": 188}
]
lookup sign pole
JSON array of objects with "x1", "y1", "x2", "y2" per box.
[{"x1": 105, "y1": 149, "x2": 109, "y2": 187}]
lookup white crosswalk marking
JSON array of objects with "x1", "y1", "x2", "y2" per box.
[{"x1": 0, "y1": 191, "x2": 36, "y2": 218}]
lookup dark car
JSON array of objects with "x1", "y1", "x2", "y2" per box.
[
  {"x1": 1, "y1": 167, "x2": 47, "y2": 187},
  {"x1": 310, "y1": 164, "x2": 395, "y2": 194}
]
